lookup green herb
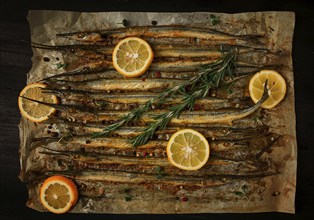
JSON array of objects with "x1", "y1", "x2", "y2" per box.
[
  {"x1": 93, "y1": 49, "x2": 237, "y2": 146},
  {"x1": 124, "y1": 188, "x2": 132, "y2": 201},
  {"x1": 95, "y1": 100, "x2": 107, "y2": 107},
  {"x1": 56, "y1": 63, "x2": 68, "y2": 69},
  {"x1": 124, "y1": 194, "x2": 132, "y2": 201},
  {"x1": 67, "y1": 164, "x2": 74, "y2": 171},
  {"x1": 235, "y1": 191, "x2": 244, "y2": 196},
  {"x1": 155, "y1": 166, "x2": 166, "y2": 179},
  {"x1": 151, "y1": 20, "x2": 158, "y2": 26},
  {"x1": 210, "y1": 14, "x2": 220, "y2": 25},
  {"x1": 223, "y1": 81, "x2": 235, "y2": 94},
  {"x1": 253, "y1": 109, "x2": 263, "y2": 126},
  {"x1": 117, "y1": 19, "x2": 128, "y2": 27},
  {"x1": 241, "y1": 184, "x2": 249, "y2": 192},
  {"x1": 58, "y1": 131, "x2": 73, "y2": 143},
  {"x1": 57, "y1": 159, "x2": 62, "y2": 166},
  {"x1": 124, "y1": 188, "x2": 131, "y2": 193},
  {"x1": 235, "y1": 184, "x2": 249, "y2": 199},
  {"x1": 130, "y1": 49, "x2": 237, "y2": 147}
]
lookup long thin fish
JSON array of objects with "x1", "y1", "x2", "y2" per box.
[
  {"x1": 29, "y1": 147, "x2": 272, "y2": 177},
  {"x1": 57, "y1": 25, "x2": 263, "y2": 42},
  {"x1": 47, "y1": 78, "x2": 186, "y2": 92},
  {"x1": 33, "y1": 131, "x2": 276, "y2": 160},
  {"x1": 32, "y1": 42, "x2": 268, "y2": 59},
  {"x1": 49, "y1": 81, "x2": 267, "y2": 126},
  {"x1": 33, "y1": 124, "x2": 269, "y2": 143}
]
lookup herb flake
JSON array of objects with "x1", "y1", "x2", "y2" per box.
[
  {"x1": 155, "y1": 166, "x2": 166, "y2": 179},
  {"x1": 210, "y1": 14, "x2": 220, "y2": 25},
  {"x1": 124, "y1": 188, "x2": 133, "y2": 201},
  {"x1": 56, "y1": 63, "x2": 68, "y2": 69},
  {"x1": 235, "y1": 191, "x2": 244, "y2": 196},
  {"x1": 117, "y1": 19, "x2": 128, "y2": 27}
]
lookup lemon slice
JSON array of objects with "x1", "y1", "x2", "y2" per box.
[
  {"x1": 249, "y1": 70, "x2": 286, "y2": 109},
  {"x1": 40, "y1": 175, "x2": 78, "y2": 214},
  {"x1": 18, "y1": 83, "x2": 58, "y2": 122},
  {"x1": 112, "y1": 37, "x2": 154, "y2": 77},
  {"x1": 166, "y1": 129, "x2": 210, "y2": 171}
]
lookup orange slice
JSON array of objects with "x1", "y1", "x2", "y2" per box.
[
  {"x1": 249, "y1": 70, "x2": 286, "y2": 109},
  {"x1": 40, "y1": 176, "x2": 78, "y2": 214},
  {"x1": 112, "y1": 37, "x2": 154, "y2": 77},
  {"x1": 166, "y1": 129, "x2": 210, "y2": 171},
  {"x1": 18, "y1": 83, "x2": 58, "y2": 122}
]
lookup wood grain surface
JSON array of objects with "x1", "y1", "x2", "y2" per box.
[{"x1": 1, "y1": 0, "x2": 313, "y2": 219}]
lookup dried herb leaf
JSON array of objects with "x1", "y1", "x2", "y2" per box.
[
  {"x1": 241, "y1": 184, "x2": 249, "y2": 192},
  {"x1": 56, "y1": 63, "x2": 68, "y2": 69},
  {"x1": 124, "y1": 194, "x2": 132, "y2": 201},
  {"x1": 235, "y1": 191, "x2": 244, "y2": 196},
  {"x1": 155, "y1": 166, "x2": 166, "y2": 179},
  {"x1": 210, "y1": 14, "x2": 220, "y2": 25},
  {"x1": 124, "y1": 188, "x2": 132, "y2": 201},
  {"x1": 151, "y1": 20, "x2": 158, "y2": 26}
]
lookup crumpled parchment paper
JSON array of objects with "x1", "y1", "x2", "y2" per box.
[{"x1": 19, "y1": 10, "x2": 296, "y2": 214}]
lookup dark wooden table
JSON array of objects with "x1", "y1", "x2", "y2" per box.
[{"x1": 1, "y1": 0, "x2": 313, "y2": 219}]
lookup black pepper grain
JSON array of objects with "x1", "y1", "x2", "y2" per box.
[
  {"x1": 51, "y1": 132, "x2": 59, "y2": 137},
  {"x1": 43, "y1": 57, "x2": 50, "y2": 62},
  {"x1": 151, "y1": 20, "x2": 158, "y2": 26}
]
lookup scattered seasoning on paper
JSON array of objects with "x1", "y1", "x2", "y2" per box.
[
  {"x1": 223, "y1": 81, "x2": 235, "y2": 94},
  {"x1": 272, "y1": 191, "x2": 281, "y2": 196},
  {"x1": 235, "y1": 191, "x2": 244, "y2": 196},
  {"x1": 155, "y1": 166, "x2": 166, "y2": 179},
  {"x1": 235, "y1": 184, "x2": 249, "y2": 199},
  {"x1": 124, "y1": 188, "x2": 133, "y2": 201},
  {"x1": 117, "y1": 19, "x2": 129, "y2": 27},
  {"x1": 151, "y1": 20, "x2": 158, "y2": 26},
  {"x1": 155, "y1": 71, "x2": 161, "y2": 78},
  {"x1": 56, "y1": 63, "x2": 68, "y2": 69},
  {"x1": 43, "y1": 57, "x2": 50, "y2": 62},
  {"x1": 210, "y1": 14, "x2": 220, "y2": 25}
]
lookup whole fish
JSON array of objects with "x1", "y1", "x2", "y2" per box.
[
  {"x1": 28, "y1": 145, "x2": 274, "y2": 178},
  {"x1": 57, "y1": 25, "x2": 263, "y2": 42},
  {"x1": 49, "y1": 82, "x2": 267, "y2": 126},
  {"x1": 33, "y1": 42, "x2": 269, "y2": 59},
  {"x1": 32, "y1": 130, "x2": 276, "y2": 162}
]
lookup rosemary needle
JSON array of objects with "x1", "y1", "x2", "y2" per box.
[{"x1": 93, "y1": 49, "x2": 237, "y2": 146}]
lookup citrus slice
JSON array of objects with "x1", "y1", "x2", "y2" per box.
[
  {"x1": 249, "y1": 70, "x2": 286, "y2": 109},
  {"x1": 40, "y1": 175, "x2": 78, "y2": 214},
  {"x1": 112, "y1": 37, "x2": 154, "y2": 77},
  {"x1": 166, "y1": 129, "x2": 210, "y2": 171},
  {"x1": 18, "y1": 83, "x2": 58, "y2": 122}
]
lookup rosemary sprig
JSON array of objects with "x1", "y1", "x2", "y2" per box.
[
  {"x1": 130, "y1": 49, "x2": 237, "y2": 147},
  {"x1": 92, "y1": 86, "x2": 178, "y2": 138},
  {"x1": 210, "y1": 14, "x2": 220, "y2": 26},
  {"x1": 93, "y1": 49, "x2": 237, "y2": 142}
]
